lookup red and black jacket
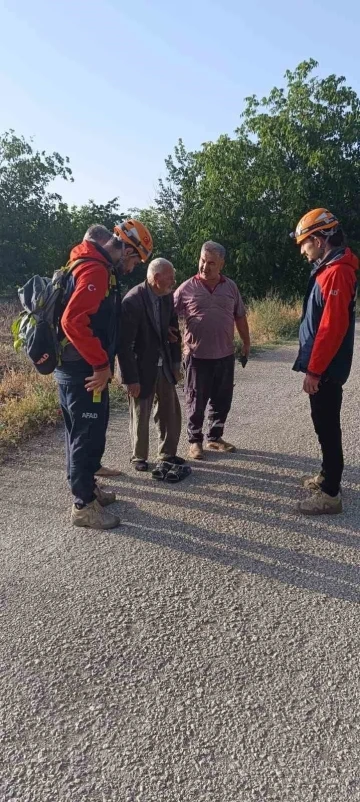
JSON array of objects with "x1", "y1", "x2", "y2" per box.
[
  {"x1": 54, "y1": 239, "x2": 121, "y2": 384},
  {"x1": 293, "y1": 247, "x2": 358, "y2": 385}
]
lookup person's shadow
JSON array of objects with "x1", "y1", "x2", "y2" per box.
[{"x1": 112, "y1": 447, "x2": 360, "y2": 605}]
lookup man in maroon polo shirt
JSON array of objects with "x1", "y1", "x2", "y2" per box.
[{"x1": 174, "y1": 240, "x2": 250, "y2": 460}]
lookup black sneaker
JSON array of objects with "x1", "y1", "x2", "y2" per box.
[{"x1": 132, "y1": 460, "x2": 148, "y2": 472}]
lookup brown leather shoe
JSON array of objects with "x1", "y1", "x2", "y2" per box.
[
  {"x1": 206, "y1": 438, "x2": 236, "y2": 453},
  {"x1": 189, "y1": 443, "x2": 204, "y2": 460},
  {"x1": 95, "y1": 465, "x2": 122, "y2": 477}
]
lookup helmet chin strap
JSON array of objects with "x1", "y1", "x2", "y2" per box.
[{"x1": 112, "y1": 240, "x2": 127, "y2": 272}]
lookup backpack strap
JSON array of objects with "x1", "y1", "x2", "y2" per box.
[
  {"x1": 65, "y1": 257, "x2": 108, "y2": 275},
  {"x1": 65, "y1": 257, "x2": 116, "y2": 297}
]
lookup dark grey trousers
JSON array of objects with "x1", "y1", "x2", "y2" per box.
[{"x1": 184, "y1": 354, "x2": 235, "y2": 443}]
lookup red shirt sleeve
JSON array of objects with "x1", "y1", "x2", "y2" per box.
[
  {"x1": 308, "y1": 266, "x2": 355, "y2": 376},
  {"x1": 61, "y1": 264, "x2": 110, "y2": 369}
]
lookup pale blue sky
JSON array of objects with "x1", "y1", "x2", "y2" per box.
[{"x1": 1, "y1": 0, "x2": 359, "y2": 211}]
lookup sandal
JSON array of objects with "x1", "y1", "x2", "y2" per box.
[
  {"x1": 165, "y1": 464, "x2": 192, "y2": 483},
  {"x1": 152, "y1": 462, "x2": 171, "y2": 480}
]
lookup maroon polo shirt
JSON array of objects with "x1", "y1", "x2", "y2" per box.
[{"x1": 174, "y1": 274, "x2": 245, "y2": 359}]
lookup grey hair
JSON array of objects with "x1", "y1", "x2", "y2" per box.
[
  {"x1": 83, "y1": 224, "x2": 113, "y2": 244},
  {"x1": 147, "y1": 258, "x2": 174, "y2": 280},
  {"x1": 201, "y1": 240, "x2": 226, "y2": 259}
]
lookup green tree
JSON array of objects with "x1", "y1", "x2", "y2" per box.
[
  {"x1": 0, "y1": 130, "x2": 73, "y2": 290},
  {"x1": 3, "y1": 60, "x2": 360, "y2": 300},
  {"x1": 237, "y1": 58, "x2": 360, "y2": 294},
  {"x1": 154, "y1": 139, "x2": 204, "y2": 283},
  {"x1": 49, "y1": 198, "x2": 123, "y2": 267},
  {"x1": 0, "y1": 130, "x2": 125, "y2": 291},
  {"x1": 155, "y1": 60, "x2": 360, "y2": 297}
]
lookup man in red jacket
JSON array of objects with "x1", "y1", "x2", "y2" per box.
[
  {"x1": 55, "y1": 221, "x2": 153, "y2": 529},
  {"x1": 291, "y1": 208, "x2": 358, "y2": 515}
]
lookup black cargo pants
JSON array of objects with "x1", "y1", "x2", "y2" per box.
[{"x1": 310, "y1": 379, "x2": 343, "y2": 497}]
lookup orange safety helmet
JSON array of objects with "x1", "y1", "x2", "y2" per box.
[
  {"x1": 114, "y1": 219, "x2": 153, "y2": 263},
  {"x1": 290, "y1": 208, "x2": 340, "y2": 245}
]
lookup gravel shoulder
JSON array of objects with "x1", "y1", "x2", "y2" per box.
[{"x1": 1, "y1": 334, "x2": 360, "y2": 802}]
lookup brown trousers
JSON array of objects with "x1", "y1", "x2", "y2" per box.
[{"x1": 129, "y1": 368, "x2": 182, "y2": 461}]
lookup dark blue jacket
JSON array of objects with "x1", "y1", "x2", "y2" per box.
[{"x1": 293, "y1": 247, "x2": 358, "y2": 385}]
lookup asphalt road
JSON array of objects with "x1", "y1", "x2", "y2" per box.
[{"x1": 1, "y1": 335, "x2": 360, "y2": 802}]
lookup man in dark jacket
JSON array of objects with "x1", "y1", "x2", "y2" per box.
[
  {"x1": 291, "y1": 208, "x2": 358, "y2": 515},
  {"x1": 118, "y1": 258, "x2": 184, "y2": 473},
  {"x1": 55, "y1": 221, "x2": 153, "y2": 529}
]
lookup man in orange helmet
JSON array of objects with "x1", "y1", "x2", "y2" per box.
[
  {"x1": 95, "y1": 219, "x2": 154, "y2": 478},
  {"x1": 291, "y1": 208, "x2": 358, "y2": 515},
  {"x1": 55, "y1": 220, "x2": 152, "y2": 528}
]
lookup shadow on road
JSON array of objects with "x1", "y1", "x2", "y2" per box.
[
  {"x1": 113, "y1": 448, "x2": 360, "y2": 605},
  {"x1": 3, "y1": 433, "x2": 360, "y2": 604}
]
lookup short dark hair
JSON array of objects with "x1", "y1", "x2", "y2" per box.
[
  {"x1": 327, "y1": 228, "x2": 345, "y2": 247},
  {"x1": 83, "y1": 224, "x2": 112, "y2": 244}
]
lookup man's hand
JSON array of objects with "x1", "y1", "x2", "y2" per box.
[
  {"x1": 168, "y1": 326, "x2": 179, "y2": 344},
  {"x1": 173, "y1": 368, "x2": 182, "y2": 383},
  {"x1": 235, "y1": 316, "x2": 250, "y2": 359},
  {"x1": 303, "y1": 373, "x2": 320, "y2": 395},
  {"x1": 85, "y1": 366, "x2": 112, "y2": 393},
  {"x1": 127, "y1": 383, "x2": 141, "y2": 398}
]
